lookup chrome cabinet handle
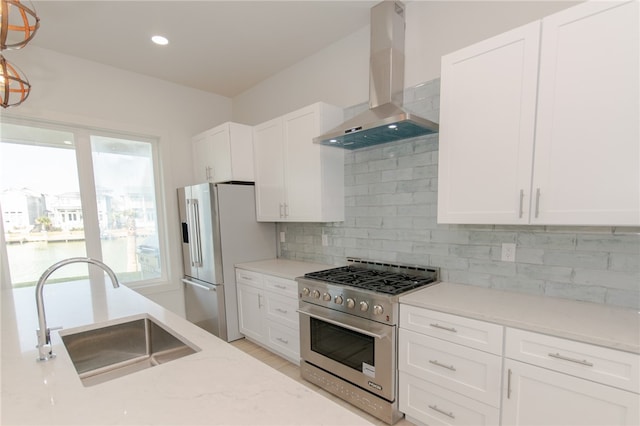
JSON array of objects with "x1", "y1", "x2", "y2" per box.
[
  {"x1": 284, "y1": 203, "x2": 289, "y2": 217},
  {"x1": 507, "y1": 368, "x2": 512, "y2": 399},
  {"x1": 548, "y1": 352, "x2": 594, "y2": 367},
  {"x1": 279, "y1": 203, "x2": 284, "y2": 218},
  {"x1": 535, "y1": 188, "x2": 541, "y2": 218},
  {"x1": 428, "y1": 405, "x2": 455, "y2": 419},
  {"x1": 429, "y1": 359, "x2": 456, "y2": 371},
  {"x1": 518, "y1": 189, "x2": 524, "y2": 218},
  {"x1": 275, "y1": 308, "x2": 288, "y2": 314},
  {"x1": 274, "y1": 284, "x2": 287, "y2": 290},
  {"x1": 276, "y1": 337, "x2": 289, "y2": 344},
  {"x1": 429, "y1": 323, "x2": 457, "y2": 333}
]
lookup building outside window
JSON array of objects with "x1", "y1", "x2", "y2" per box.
[{"x1": 0, "y1": 118, "x2": 166, "y2": 288}]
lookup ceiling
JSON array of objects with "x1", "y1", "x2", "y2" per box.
[{"x1": 29, "y1": 1, "x2": 377, "y2": 98}]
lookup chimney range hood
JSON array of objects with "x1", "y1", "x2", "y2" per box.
[{"x1": 314, "y1": 0, "x2": 438, "y2": 150}]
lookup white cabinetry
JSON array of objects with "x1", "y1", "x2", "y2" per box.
[
  {"x1": 438, "y1": 1, "x2": 639, "y2": 226},
  {"x1": 502, "y1": 328, "x2": 640, "y2": 426},
  {"x1": 235, "y1": 268, "x2": 300, "y2": 364},
  {"x1": 399, "y1": 306, "x2": 504, "y2": 426},
  {"x1": 253, "y1": 102, "x2": 344, "y2": 222},
  {"x1": 192, "y1": 122, "x2": 254, "y2": 183}
]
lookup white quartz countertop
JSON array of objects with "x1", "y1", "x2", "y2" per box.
[
  {"x1": 1, "y1": 279, "x2": 373, "y2": 426},
  {"x1": 400, "y1": 282, "x2": 640, "y2": 354},
  {"x1": 235, "y1": 258, "x2": 333, "y2": 281}
]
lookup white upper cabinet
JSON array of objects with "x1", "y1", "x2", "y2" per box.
[
  {"x1": 532, "y1": 1, "x2": 639, "y2": 225},
  {"x1": 438, "y1": 22, "x2": 541, "y2": 225},
  {"x1": 253, "y1": 102, "x2": 344, "y2": 222},
  {"x1": 192, "y1": 122, "x2": 254, "y2": 184},
  {"x1": 438, "y1": 1, "x2": 639, "y2": 226}
]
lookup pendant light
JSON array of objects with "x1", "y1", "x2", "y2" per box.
[
  {"x1": 0, "y1": 54, "x2": 30, "y2": 107},
  {"x1": 0, "y1": 0, "x2": 40, "y2": 108}
]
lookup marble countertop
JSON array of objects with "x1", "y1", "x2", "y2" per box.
[
  {"x1": 235, "y1": 258, "x2": 333, "y2": 281},
  {"x1": 1, "y1": 279, "x2": 373, "y2": 426},
  {"x1": 400, "y1": 282, "x2": 640, "y2": 354}
]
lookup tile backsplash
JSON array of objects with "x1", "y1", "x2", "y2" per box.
[{"x1": 278, "y1": 79, "x2": 640, "y2": 309}]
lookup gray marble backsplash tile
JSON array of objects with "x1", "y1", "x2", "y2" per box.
[{"x1": 278, "y1": 79, "x2": 640, "y2": 309}]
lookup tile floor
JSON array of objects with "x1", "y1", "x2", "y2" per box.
[{"x1": 230, "y1": 338, "x2": 416, "y2": 426}]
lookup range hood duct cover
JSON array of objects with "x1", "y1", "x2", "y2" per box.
[{"x1": 314, "y1": 0, "x2": 438, "y2": 150}]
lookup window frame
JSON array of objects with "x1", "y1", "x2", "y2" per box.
[{"x1": 0, "y1": 115, "x2": 170, "y2": 289}]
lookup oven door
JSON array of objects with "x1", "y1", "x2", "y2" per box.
[{"x1": 298, "y1": 303, "x2": 396, "y2": 401}]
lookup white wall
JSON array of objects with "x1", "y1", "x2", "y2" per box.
[
  {"x1": 232, "y1": 1, "x2": 579, "y2": 124},
  {"x1": 1, "y1": 46, "x2": 232, "y2": 314}
]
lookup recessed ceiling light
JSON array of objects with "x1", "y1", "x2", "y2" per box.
[{"x1": 151, "y1": 35, "x2": 169, "y2": 46}]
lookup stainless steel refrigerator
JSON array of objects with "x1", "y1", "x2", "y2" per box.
[{"x1": 177, "y1": 182, "x2": 276, "y2": 341}]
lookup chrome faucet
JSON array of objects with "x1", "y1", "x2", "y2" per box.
[{"x1": 35, "y1": 257, "x2": 120, "y2": 362}]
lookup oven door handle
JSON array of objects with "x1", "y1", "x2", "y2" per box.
[{"x1": 297, "y1": 308, "x2": 385, "y2": 340}]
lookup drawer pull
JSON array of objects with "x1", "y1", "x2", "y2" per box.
[
  {"x1": 429, "y1": 359, "x2": 457, "y2": 371},
  {"x1": 428, "y1": 405, "x2": 455, "y2": 419},
  {"x1": 274, "y1": 284, "x2": 288, "y2": 290},
  {"x1": 507, "y1": 368, "x2": 512, "y2": 399},
  {"x1": 429, "y1": 323, "x2": 457, "y2": 333},
  {"x1": 276, "y1": 337, "x2": 289, "y2": 344},
  {"x1": 275, "y1": 308, "x2": 288, "y2": 314},
  {"x1": 548, "y1": 352, "x2": 594, "y2": 367}
]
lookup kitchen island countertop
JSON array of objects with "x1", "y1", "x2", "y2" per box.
[
  {"x1": 401, "y1": 282, "x2": 639, "y2": 354},
  {"x1": 1, "y1": 279, "x2": 373, "y2": 426}
]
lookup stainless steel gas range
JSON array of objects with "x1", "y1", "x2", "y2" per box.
[{"x1": 296, "y1": 258, "x2": 439, "y2": 424}]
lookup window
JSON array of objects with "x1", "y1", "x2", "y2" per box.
[{"x1": 0, "y1": 118, "x2": 165, "y2": 288}]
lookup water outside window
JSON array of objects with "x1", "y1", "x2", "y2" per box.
[
  {"x1": 91, "y1": 136, "x2": 161, "y2": 282},
  {"x1": 1, "y1": 125, "x2": 88, "y2": 286},
  {"x1": 1, "y1": 121, "x2": 163, "y2": 287}
]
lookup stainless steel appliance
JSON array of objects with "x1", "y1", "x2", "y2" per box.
[
  {"x1": 178, "y1": 182, "x2": 276, "y2": 341},
  {"x1": 314, "y1": 1, "x2": 438, "y2": 150},
  {"x1": 297, "y1": 258, "x2": 438, "y2": 424}
]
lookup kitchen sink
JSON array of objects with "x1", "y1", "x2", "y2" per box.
[{"x1": 60, "y1": 315, "x2": 199, "y2": 387}]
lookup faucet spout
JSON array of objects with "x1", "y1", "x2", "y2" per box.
[{"x1": 35, "y1": 257, "x2": 120, "y2": 362}]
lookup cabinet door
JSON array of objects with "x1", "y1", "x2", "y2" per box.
[
  {"x1": 282, "y1": 104, "x2": 323, "y2": 221},
  {"x1": 253, "y1": 118, "x2": 286, "y2": 221},
  {"x1": 502, "y1": 359, "x2": 639, "y2": 426},
  {"x1": 532, "y1": 1, "x2": 639, "y2": 225},
  {"x1": 208, "y1": 125, "x2": 232, "y2": 183},
  {"x1": 438, "y1": 22, "x2": 540, "y2": 224},
  {"x1": 236, "y1": 282, "x2": 264, "y2": 343},
  {"x1": 192, "y1": 131, "x2": 215, "y2": 183}
]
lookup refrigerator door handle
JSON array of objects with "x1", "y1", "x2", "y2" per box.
[
  {"x1": 190, "y1": 199, "x2": 203, "y2": 267},
  {"x1": 182, "y1": 278, "x2": 216, "y2": 292}
]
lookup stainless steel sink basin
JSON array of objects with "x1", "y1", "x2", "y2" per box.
[{"x1": 60, "y1": 315, "x2": 199, "y2": 387}]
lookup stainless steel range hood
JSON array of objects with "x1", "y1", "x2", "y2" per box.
[{"x1": 314, "y1": 0, "x2": 438, "y2": 150}]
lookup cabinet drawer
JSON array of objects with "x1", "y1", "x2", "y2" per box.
[
  {"x1": 264, "y1": 292, "x2": 298, "y2": 329},
  {"x1": 235, "y1": 269, "x2": 263, "y2": 288},
  {"x1": 263, "y1": 275, "x2": 297, "y2": 298},
  {"x1": 506, "y1": 328, "x2": 639, "y2": 393},
  {"x1": 399, "y1": 329, "x2": 503, "y2": 407},
  {"x1": 400, "y1": 371, "x2": 500, "y2": 426},
  {"x1": 265, "y1": 320, "x2": 300, "y2": 364},
  {"x1": 400, "y1": 305, "x2": 504, "y2": 355}
]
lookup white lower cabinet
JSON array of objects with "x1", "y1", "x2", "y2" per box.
[
  {"x1": 502, "y1": 328, "x2": 640, "y2": 426},
  {"x1": 235, "y1": 268, "x2": 300, "y2": 364},
  {"x1": 399, "y1": 306, "x2": 504, "y2": 426},
  {"x1": 399, "y1": 372, "x2": 500, "y2": 426}
]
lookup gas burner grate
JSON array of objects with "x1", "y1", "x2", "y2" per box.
[{"x1": 304, "y1": 265, "x2": 437, "y2": 295}]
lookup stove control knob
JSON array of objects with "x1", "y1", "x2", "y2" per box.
[
  {"x1": 334, "y1": 295, "x2": 344, "y2": 305},
  {"x1": 322, "y1": 292, "x2": 331, "y2": 302},
  {"x1": 346, "y1": 298, "x2": 355, "y2": 309},
  {"x1": 302, "y1": 287, "x2": 310, "y2": 297},
  {"x1": 372, "y1": 305, "x2": 384, "y2": 316},
  {"x1": 359, "y1": 301, "x2": 369, "y2": 312},
  {"x1": 312, "y1": 290, "x2": 321, "y2": 299}
]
